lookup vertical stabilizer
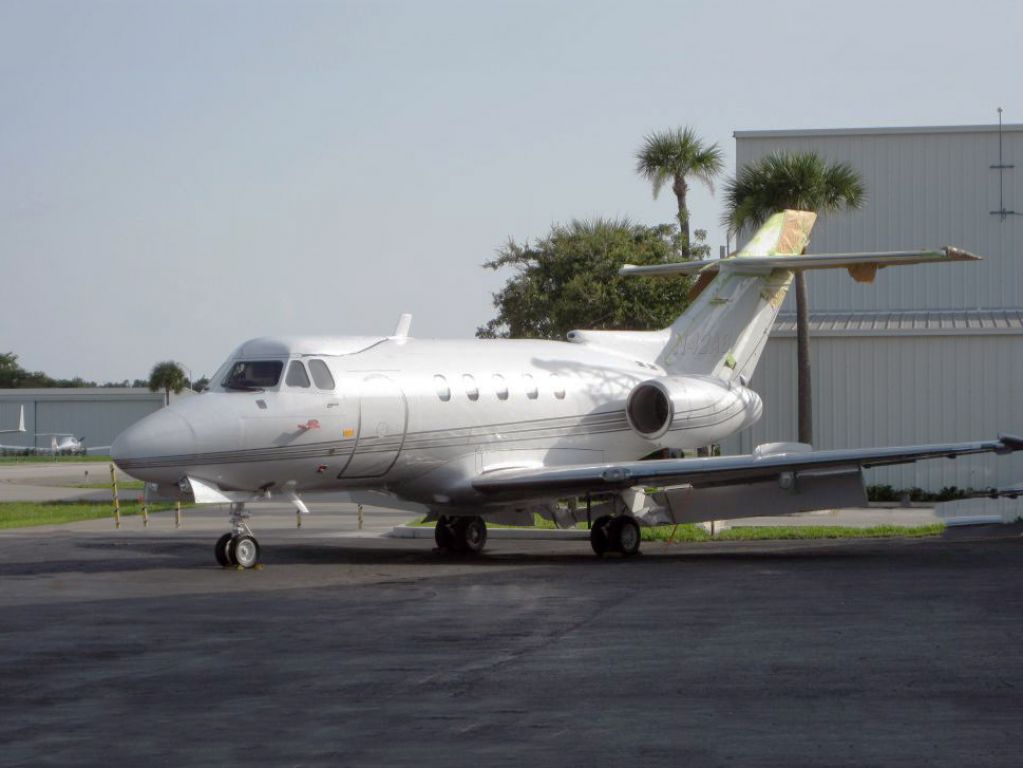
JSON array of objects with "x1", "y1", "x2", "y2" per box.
[{"x1": 657, "y1": 210, "x2": 816, "y2": 380}]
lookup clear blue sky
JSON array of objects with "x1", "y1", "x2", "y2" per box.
[{"x1": 2, "y1": 0, "x2": 1020, "y2": 382}]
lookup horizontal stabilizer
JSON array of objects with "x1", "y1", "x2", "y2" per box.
[{"x1": 621, "y1": 247, "x2": 979, "y2": 280}]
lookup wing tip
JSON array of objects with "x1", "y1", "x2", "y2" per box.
[
  {"x1": 997, "y1": 433, "x2": 1023, "y2": 453},
  {"x1": 945, "y1": 246, "x2": 982, "y2": 261}
]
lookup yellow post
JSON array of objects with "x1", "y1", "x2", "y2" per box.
[
  {"x1": 175, "y1": 501, "x2": 182, "y2": 529},
  {"x1": 141, "y1": 497, "x2": 149, "y2": 528},
  {"x1": 357, "y1": 503, "x2": 364, "y2": 531},
  {"x1": 110, "y1": 464, "x2": 121, "y2": 529}
]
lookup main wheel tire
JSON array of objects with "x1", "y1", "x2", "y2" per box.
[
  {"x1": 461, "y1": 517, "x2": 487, "y2": 554},
  {"x1": 590, "y1": 515, "x2": 612, "y2": 556},
  {"x1": 448, "y1": 517, "x2": 469, "y2": 553},
  {"x1": 231, "y1": 534, "x2": 260, "y2": 568},
  {"x1": 610, "y1": 516, "x2": 641, "y2": 557},
  {"x1": 215, "y1": 532, "x2": 233, "y2": 567},
  {"x1": 434, "y1": 516, "x2": 454, "y2": 550}
]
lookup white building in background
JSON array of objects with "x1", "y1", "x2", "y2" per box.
[{"x1": 726, "y1": 123, "x2": 1023, "y2": 494}]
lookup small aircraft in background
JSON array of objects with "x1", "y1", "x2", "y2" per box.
[
  {"x1": 33, "y1": 433, "x2": 111, "y2": 455},
  {"x1": 111, "y1": 210, "x2": 1023, "y2": 568}
]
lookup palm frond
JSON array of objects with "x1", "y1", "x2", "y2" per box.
[{"x1": 722, "y1": 151, "x2": 866, "y2": 233}]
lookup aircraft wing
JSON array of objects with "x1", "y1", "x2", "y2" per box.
[
  {"x1": 0, "y1": 444, "x2": 47, "y2": 454},
  {"x1": 472, "y1": 435, "x2": 1023, "y2": 499},
  {"x1": 974, "y1": 483, "x2": 1023, "y2": 499},
  {"x1": 83, "y1": 445, "x2": 112, "y2": 455}
]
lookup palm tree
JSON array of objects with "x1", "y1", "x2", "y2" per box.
[
  {"x1": 636, "y1": 126, "x2": 724, "y2": 257},
  {"x1": 723, "y1": 151, "x2": 865, "y2": 445},
  {"x1": 148, "y1": 361, "x2": 189, "y2": 406}
]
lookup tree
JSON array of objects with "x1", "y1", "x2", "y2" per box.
[
  {"x1": 0, "y1": 352, "x2": 90, "y2": 388},
  {"x1": 635, "y1": 126, "x2": 724, "y2": 257},
  {"x1": 148, "y1": 361, "x2": 189, "y2": 406},
  {"x1": 477, "y1": 219, "x2": 693, "y2": 340},
  {"x1": 193, "y1": 375, "x2": 210, "y2": 393},
  {"x1": 723, "y1": 151, "x2": 865, "y2": 445}
]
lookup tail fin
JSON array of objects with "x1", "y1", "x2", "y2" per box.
[{"x1": 657, "y1": 209, "x2": 816, "y2": 381}]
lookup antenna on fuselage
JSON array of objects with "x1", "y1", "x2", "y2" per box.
[{"x1": 391, "y1": 313, "x2": 412, "y2": 340}]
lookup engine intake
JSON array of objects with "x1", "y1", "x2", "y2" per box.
[{"x1": 625, "y1": 375, "x2": 762, "y2": 449}]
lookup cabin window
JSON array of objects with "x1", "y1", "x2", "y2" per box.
[
  {"x1": 462, "y1": 374, "x2": 479, "y2": 402},
  {"x1": 522, "y1": 373, "x2": 538, "y2": 400},
  {"x1": 285, "y1": 361, "x2": 311, "y2": 388},
  {"x1": 308, "y1": 359, "x2": 335, "y2": 390},
  {"x1": 434, "y1": 374, "x2": 451, "y2": 402},
  {"x1": 222, "y1": 360, "x2": 284, "y2": 391},
  {"x1": 492, "y1": 374, "x2": 508, "y2": 401},
  {"x1": 550, "y1": 374, "x2": 566, "y2": 399}
]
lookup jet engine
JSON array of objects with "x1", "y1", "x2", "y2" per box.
[{"x1": 625, "y1": 375, "x2": 762, "y2": 450}]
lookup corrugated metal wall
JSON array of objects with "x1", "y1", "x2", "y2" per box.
[
  {"x1": 729, "y1": 125, "x2": 1023, "y2": 498},
  {"x1": 726, "y1": 334, "x2": 1023, "y2": 491},
  {"x1": 734, "y1": 126, "x2": 1023, "y2": 311},
  {"x1": 0, "y1": 390, "x2": 164, "y2": 452}
]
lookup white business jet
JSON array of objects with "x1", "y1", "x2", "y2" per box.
[{"x1": 111, "y1": 210, "x2": 1022, "y2": 567}]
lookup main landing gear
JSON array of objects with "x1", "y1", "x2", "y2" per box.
[
  {"x1": 589, "y1": 515, "x2": 641, "y2": 557},
  {"x1": 215, "y1": 502, "x2": 261, "y2": 568},
  {"x1": 434, "y1": 515, "x2": 488, "y2": 554}
]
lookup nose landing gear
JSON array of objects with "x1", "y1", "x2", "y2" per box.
[{"x1": 215, "y1": 503, "x2": 262, "y2": 568}]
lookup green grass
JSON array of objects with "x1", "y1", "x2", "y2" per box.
[
  {"x1": 72, "y1": 481, "x2": 145, "y2": 491},
  {"x1": 410, "y1": 516, "x2": 945, "y2": 542},
  {"x1": 0, "y1": 455, "x2": 112, "y2": 464},
  {"x1": 0, "y1": 501, "x2": 177, "y2": 529},
  {"x1": 641, "y1": 522, "x2": 946, "y2": 542}
]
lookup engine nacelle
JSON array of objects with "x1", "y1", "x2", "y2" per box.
[{"x1": 625, "y1": 375, "x2": 763, "y2": 449}]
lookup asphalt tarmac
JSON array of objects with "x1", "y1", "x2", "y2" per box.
[{"x1": 2, "y1": 515, "x2": 1022, "y2": 768}]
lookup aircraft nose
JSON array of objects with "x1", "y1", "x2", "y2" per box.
[{"x1": 111, "y1": 408, "x2": 196, "y2": 469}]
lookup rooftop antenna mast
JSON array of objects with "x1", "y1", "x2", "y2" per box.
[{"x1": 990, "y1": 107, "x2": 1019, "y2": 220}]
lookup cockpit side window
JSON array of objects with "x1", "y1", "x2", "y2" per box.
[
  {"x1": 308, "y1": 359, "x2": 335, "y2": 390},
  {"x1": 222, "y1": 360, "x2": 284, "y2": 391},
  {"x1": 285, "y1": 361, "x2": 311, "y2": 388}
]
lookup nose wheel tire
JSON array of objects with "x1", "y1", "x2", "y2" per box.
[
  {"x1": 215, "y1": 533, "x2": 234, "y2": 566},
  {"x1": 215, "y1": 533, "x2": 261, "y2": 568},
  {"x1": 231, "y1": 535, "x2": 260, "y2": 568}
]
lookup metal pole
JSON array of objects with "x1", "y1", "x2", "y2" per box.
[
  {"x1": 357, "y1": 504, "x2": 364, "y2": 531},
  {"x1": 110, "y1": 464, "x2": 120, "y2": 529},
  {"x1": 175, "y1": 501, "x2": 182, "y2": 529},
  {"x1": 296, "y1": 508, "x2": 302, "y2": 528}
]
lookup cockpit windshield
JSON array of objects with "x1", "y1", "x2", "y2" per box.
[{"x1": 221, "y1": 360, "x2": 284, "y2": 391}]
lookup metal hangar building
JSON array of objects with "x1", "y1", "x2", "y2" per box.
[
  {"x1": 0, "y1": 388, "x2": 172, "y2": 454},
  {"x1": 726, "y1": 123, "x2": 1023, "y2": 495}
]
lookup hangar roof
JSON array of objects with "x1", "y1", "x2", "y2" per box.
[
  {"x1": 735, "y1": 123, "x2": 1023, "y2": 138},
  {"x1": 773, "y1": 309, "x2": 1023, "y2": 337}
]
